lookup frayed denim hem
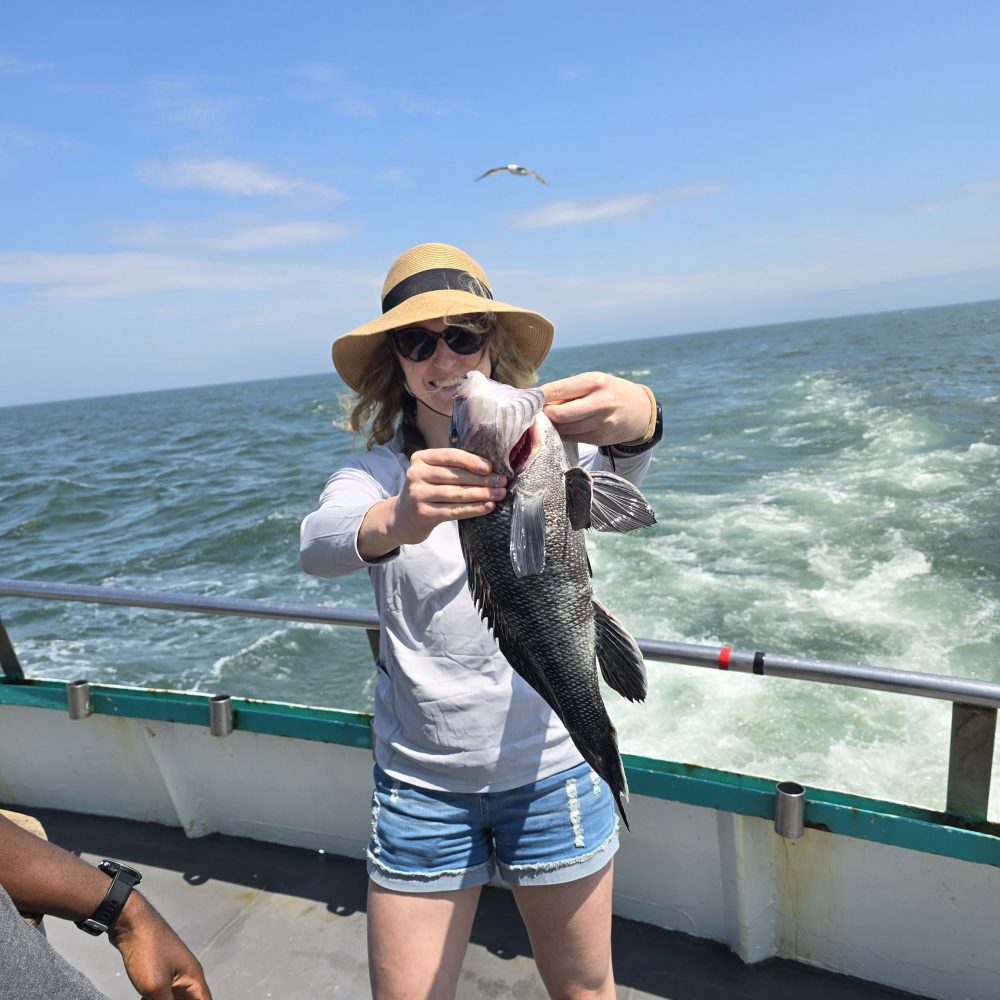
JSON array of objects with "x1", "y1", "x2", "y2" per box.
[
  {"x1": 496, "y1": 825, "x2": 619, "y2": 887},
  {"x1": 366, "y1": 851, "x2": 496, "y2": 893}
]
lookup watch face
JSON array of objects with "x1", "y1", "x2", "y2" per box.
[{"x1": 99, "y1": 860, "x2": 142, "y2": 884}]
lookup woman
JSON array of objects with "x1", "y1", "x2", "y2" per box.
[{"x1": 300, "y1": 243, "x2": 661, "y2": 999}]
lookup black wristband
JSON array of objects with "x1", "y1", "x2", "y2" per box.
[
  {"x1": 75, "y1": 860, "x2": 142, "y2": 936},
  {"x1": 611, "y1": 401, "x2": 662, "y2": 454}
]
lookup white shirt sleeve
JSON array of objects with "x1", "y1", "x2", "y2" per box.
[{"x1": 299, "y1": 447, "x2": 405, "y2": 578}]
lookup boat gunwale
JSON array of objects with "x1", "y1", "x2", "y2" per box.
[{"x1": 3, "y1": 676, "x2": 998, "y2": 868}]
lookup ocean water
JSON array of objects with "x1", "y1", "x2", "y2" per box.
[{"x1": 2, "y1": 299, "x2": 999, "y2": 816}]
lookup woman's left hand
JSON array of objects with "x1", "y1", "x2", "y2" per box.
[{"x1": 540, "y1": 372, "x2": 653, "y2": 447}]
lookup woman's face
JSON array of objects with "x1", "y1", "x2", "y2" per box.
[{"x1": 394, "y1": 318, "x2": 492, "y2": 416}]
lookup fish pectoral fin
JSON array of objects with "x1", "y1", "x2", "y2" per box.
[
  {"x1": 588, "y1": 472, "x2": 657, "y2": 533},
  {"x1": 593, "y1": 598, "x2": 648, "y2": 703},
  {"x1": 564, "y1": 467, "x2": 594, "y2": 529},
  {"x1": 510, "y1": 492, "x2": 546, "y2": 577}
]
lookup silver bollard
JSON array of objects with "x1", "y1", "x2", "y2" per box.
[
  {"x1": 774, "y1": 781, "x2": 805, "y2": 839},
  {"x1": 67, "y1": 680, "x2": 92, "y2": 719},
  {"x1": 209, "y1": 694, "x2": 233, "y2": 737}
]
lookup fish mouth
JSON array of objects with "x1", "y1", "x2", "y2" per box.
[{"x1": 451, "y1": 371, "x2": 545, "y2": 477}]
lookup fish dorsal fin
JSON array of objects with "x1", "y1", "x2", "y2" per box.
[
  {"x1": 510, "y1": 492, "x2": 546, "y2": 577},
  {"x1": 593, "y1": 598, "x2": 647, "y2": 703},
  {"x1": 564, "y1": 467, "x2": 594, "y2": 529},
  {"x1": 588, "y1": 472, "x2": 657, "y2": 533}
]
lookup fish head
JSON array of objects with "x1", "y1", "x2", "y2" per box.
[{"x1": 450, "y1": 371, "x2": 545, "y2": 478}]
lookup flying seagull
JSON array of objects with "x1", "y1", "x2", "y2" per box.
[{"x1": 475, "y1": 164, "x2": 548, "y2": 185}]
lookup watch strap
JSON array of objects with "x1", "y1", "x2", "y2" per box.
[{"x1": 75, "y1": 860, "x2": 142, "y2": 936}]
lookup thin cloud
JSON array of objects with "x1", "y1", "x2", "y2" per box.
[
  {"x1": 0, "y1": 127, "x2": 36, "y2": 169},
  {"x1": 137, "y1": 158, "x2": 346, "y2": 201},
  {"x1": 113, "y1": 219, "x2": 353, "y2": 252},
  {"x1": 193, "y1": 221, "x2": 353, "y2": 252},
  {"x1": 397, "y1": 93, "x2": 473, "y2": 118},
  {"x1": 335, "y1": 97, "x2": 377, "y2": 116},
  {"x1": 0, "y1": 249, "x2": 353, "y2": 299},
  {"x1": 910, "y1": 178, "x2": 1000, "y2": 213},
  {"x1": 511, "y1": 183, "x2": 728, "y2": 229},
  {"x1": 512, "y1": 194, "x2": 661, "y2": 229},
  {"x1": 529, "y1": 233, "x2": 1000, "y2": 321},
  {"x1": 0, "y1": 250, "x2": 382, "y2": 300},
  {"x1": 291, "y1": 62, "x2": 341, "y2": 85},
  {"x1": 374, "y1": 167, "x2": 416, "y2": 190},
  {"x1": 0, "y1": 54, "x2": 54, "y2": 75},
  {"x1": 961, "y1": 179, "x2": 1000, "y2": 198},
  {"x1": 146, "y1": 79, "x2": 238, "y2": 130}
]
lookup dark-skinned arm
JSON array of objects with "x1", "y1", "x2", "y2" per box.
[{"x1": 0, "y1": 814, "x2": 212, "y2": 999}]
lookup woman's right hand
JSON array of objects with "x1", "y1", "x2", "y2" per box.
[{"x1": 358, "y1": 448, "x2": 507, "y2": 558}]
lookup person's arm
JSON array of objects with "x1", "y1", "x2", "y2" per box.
[
  {"x1": 541, "y1": 371, "x2": 656, "y2": 448},
  {"x1": 542, "y1": 371, "x2": 660, "y2": 486},
  {"x1": 356, "y1": 448, "x2": 506, "y2": 559},
  {"x1": 301, "y1": 450, "x2": 506, "y2": 572},
  {"x1": 0, "y1": 814, "x2": 212, "y2": 999}
]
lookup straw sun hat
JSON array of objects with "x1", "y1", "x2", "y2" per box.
[{"x1": 332, "y1": 243, "x2": 554, "y2": 390}]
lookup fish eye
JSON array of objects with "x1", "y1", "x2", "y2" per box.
[{"x1": 448, "y1": 424, "x2": 460, "y2": 446}]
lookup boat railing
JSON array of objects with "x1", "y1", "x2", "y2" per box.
[{"x1": 1, "y1": 577, "x2": 996, "y2": 822}]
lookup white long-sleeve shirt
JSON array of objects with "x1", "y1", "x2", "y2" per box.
[{"x1": 300, "y1": 437, "x2": 651, "y2": 793}]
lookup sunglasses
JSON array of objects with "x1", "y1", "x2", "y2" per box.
[{"x1": 388, "y1": 325, "x2": 490, "y2": 363}]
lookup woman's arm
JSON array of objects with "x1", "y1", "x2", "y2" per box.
[
  {"x1": 541, "y1": 371, "x2": 656, "y2": 448},
  {"x1": 542, "y1": 371, "x2": 659, "y2": 486},
  {"x1": 300, "y1": 451, "x2": 507, "y2": 573},
  {"x1": 354, "y1": 449, "x2": 507, "y2": 560}
]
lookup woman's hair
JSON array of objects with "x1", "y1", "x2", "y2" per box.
[{"x1": 342, "y1": 313, "x2": 539, "y2": 456}]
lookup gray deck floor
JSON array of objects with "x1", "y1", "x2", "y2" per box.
[{"x1": 27, "y1": 806, "x2": 923, "y2": 1000}]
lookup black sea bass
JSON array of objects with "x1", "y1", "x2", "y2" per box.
[{"x1": 450, "y1": 371, "x2": 656, "y2": 828}]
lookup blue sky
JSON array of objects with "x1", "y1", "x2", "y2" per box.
[{"x1": 2, "y1": 1, "x2": 999, "y2": 405}]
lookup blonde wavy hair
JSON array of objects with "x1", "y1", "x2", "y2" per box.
[{"x1": 341, "y1": 313, "x2": 539, "y2": 457}]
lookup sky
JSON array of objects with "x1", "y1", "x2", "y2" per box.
[{"x1": 2, "y1": 1, "x2": 999, "y2": 406}]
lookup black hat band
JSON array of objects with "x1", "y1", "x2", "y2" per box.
[{"x1": 381, "y1": 268, "x2": 494, "y2": 314}]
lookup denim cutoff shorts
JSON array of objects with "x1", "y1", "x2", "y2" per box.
[{"x1": 366, "y1": 760, "x2": 620, "y2": 892}]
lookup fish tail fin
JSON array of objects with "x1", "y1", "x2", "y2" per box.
[
  {"x1": 610, "y1": 759, "x2": 631, "y2": 832},
  {"x1": 573, "y1": 723, "x2": 632, "y2": 832},
  {"x1": 593, "y1": 599, "x2": 647, "y2": 702},
  {"x1": 617, "y1": 798, "x2": 631, "y2": 831}
]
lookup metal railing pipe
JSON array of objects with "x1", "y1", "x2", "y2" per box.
[
  {"x1": 0, "y1": 578, "x2": 378, "y2": 630},
  {"x1": 3, "y1": 578, "x2": 1000, "y2": 709},
  {"x1": 634, "y1": 639, "x2": 1000, "y2": 710}
]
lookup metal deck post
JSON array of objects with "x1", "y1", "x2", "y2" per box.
[
  {"x1": 0, "y1": 616, "x2": 25, "y2": 681},
  {"x1": 946, "y1": 703, "x2": 997, "y2": 820}
]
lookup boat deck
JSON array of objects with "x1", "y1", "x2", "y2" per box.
[{"x1": 30, "y1": 806, "x2": 922, "y2": 1000}]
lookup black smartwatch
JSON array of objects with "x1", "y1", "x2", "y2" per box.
[{"x1": 75, "y1": 860, "x2": 142, "y2": 936}]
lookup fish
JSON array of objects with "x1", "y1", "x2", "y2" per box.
[{"x1": 449, "y1": 371, "x2": 656, "y2": 829}]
